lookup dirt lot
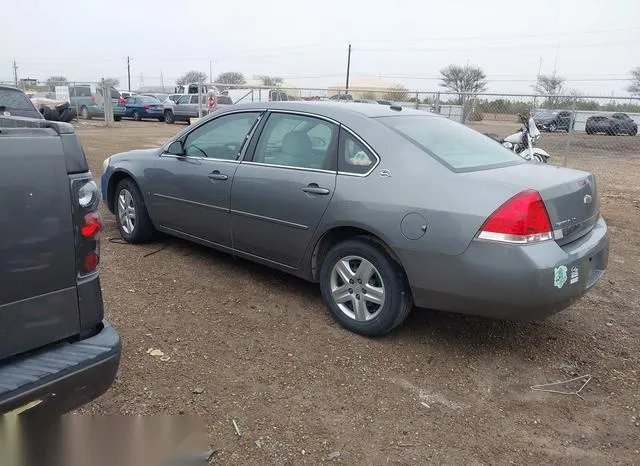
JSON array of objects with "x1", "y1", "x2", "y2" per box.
[{"x1": 77, "y1": 120, "x2": 639, "y2": 464}]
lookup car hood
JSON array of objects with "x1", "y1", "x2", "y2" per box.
[{"x1": 110, "y1": 148, "x2": 160, "y2": 163}]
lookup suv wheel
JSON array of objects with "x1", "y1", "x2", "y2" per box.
[
  {"x1": 319, "y1": 238, "x2": 413, "y2": 337},
  {"x1": 549, "y1": 122, "x2": 557, "y2": 132},
  {"x1": 164, "y1": 110, "x2": 175, "y2": 124},
  {"x1": 629, "y1": 127, "x2": 638, "y2": 136},
  {"x1": 115, "y1": 179, "x2": 155, "y2": 243},
  {"x1": 81, "y1": 106, "x2": 91, "y2": 120},
  {"x1": 133, "y1": 111, "x2": 142, "y2": 121}
]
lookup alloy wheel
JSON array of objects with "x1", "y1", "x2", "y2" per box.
[
  {"x1": 330, "y1": 255, "x2": 385, "y2": 322},
  {"x1": 117, "y1": 189, "x2": 136, "y2": 235}
]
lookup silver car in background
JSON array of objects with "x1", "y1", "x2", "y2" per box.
[{"x1": 101, "y1": 102, "x2": 608, "y2": 336}]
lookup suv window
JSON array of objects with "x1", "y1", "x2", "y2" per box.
[
  {"x1": 183, "y1": 112, "x2": 261, "y2": 160},
  {"x1": 339, "y1": 131, "x2": 375, "y2": 174},
  {"x1": 72, "y1": 86, "x2": 92, "y2": 98},
  {"x1": 177, "y1": 95, "x2": 190, "y2": 104},
  {"x1": 380, "y1": 115, "x2": 523, "y2": 171},
  {"x1": 253, "y1": 113, "x2": 337, "y2": 170}
]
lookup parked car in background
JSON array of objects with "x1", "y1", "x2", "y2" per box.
[
  {"x1": 120, "y1": 91, "x2": 138, "y2": 99},
  {"x1": 0, "y1": 85, "x2": 43, "y2": 119},
  {"x1": 376, "y1": 100, "x2": 394, "y2": 105},
  {"x1": 142, "y1": 93, "x2": 169, "y2": 102},
  {"x1": 69, "y1": 84, "x2": 123, "y2": 120},
  {"x1": 101, "y1": 102, "x2": 608, "y2": 337},
  {"x1": 329, "y1": 94, "x2": 353, "y2": 101},
  {"x1": 533, "y1": 110, "x2": 574, "y2": 132},
  {"x1": 163, "y1": 94, "x2": 209, "y2": 124},
  {"x1": 586, "y1": 113, "x2": 638, "y2": 136},
  {"x1": 122, "y1": 96, "x2": 165, "y2": 121},
  {"x1": 0, "y1": 114, "x2": 121, "y2": 416}
]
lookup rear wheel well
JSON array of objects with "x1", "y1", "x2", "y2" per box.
[
  {"x1": 311, "y1": 227, "x2": 403, "y2": 282},
  {"x1": 107, "y1": 171, "x2": 134, "y2": 213}
]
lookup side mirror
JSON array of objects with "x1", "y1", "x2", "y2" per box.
[{"x1": 166, "y1": 140, "x2": 185, "y2": 156}]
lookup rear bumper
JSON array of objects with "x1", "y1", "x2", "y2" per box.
[
  {"x1": 408, "y1": 216, "x2": 609, "y2": 320},
  {"x1": 0, "y1": 321, "x2": 121, "y2": 417}
]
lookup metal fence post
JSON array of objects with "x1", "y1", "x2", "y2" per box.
[
  {"x1": 103, "y1": 79, "x2": 114, "y2": 126},
  {"x1": 563, "y1": 98, "x2": 578, "y2": 167},
  {"x1": 198, "y1": 83, "x2": 202, "y2": 119}
]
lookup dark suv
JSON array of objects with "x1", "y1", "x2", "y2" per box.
[
  {"x1": 586, "y1": 113, "x2": 638, "y2": 136},
  {"x1": 0, "y1": 112, "x2": 120, "y2": 416},
  {"x1": 533, "y1": 110, "x2": 574, "y2": 132}
]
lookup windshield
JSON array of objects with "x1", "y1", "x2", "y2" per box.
[{"x1": 379, "y1": 115, "x2": 523, "y2": 171}]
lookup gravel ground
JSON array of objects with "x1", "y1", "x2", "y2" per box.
[{"x1": 76, "y1": 120, "x2": 639, "y2": 465}]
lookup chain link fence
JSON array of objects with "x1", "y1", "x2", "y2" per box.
[{"x1": 3, "y1": 80, "x2": 638, "y2": 162}]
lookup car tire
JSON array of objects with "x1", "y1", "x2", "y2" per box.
[
  {"x1": 629, "y1": 128, "x2": 638, "y2": 136},
  {"x1": 81, "y1": 106, "x2": 91, "y2": 120},
  {"x1": 549, "y1": 122, "x2": 557, "y2": 132},
  {"x1": 114, "y1": 178, "x2": 156, "y2": 243},
  {"x1": 133, "y1": 111, "x2": 142, "y2": 121},
  {"x1": 114, "y1": 116, "x2": 122, "y2": 122},
  {"x1": 164, "y1": 110, "x2": 175, "y2": 124},
  {"x1": 319, "y1": 238, "x2": 413, "y2": 337}
]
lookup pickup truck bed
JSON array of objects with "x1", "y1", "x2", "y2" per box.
[{"x1": 0, "y1": 114, "x2": 120, "y2": 416}]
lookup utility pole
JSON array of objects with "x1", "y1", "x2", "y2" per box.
[
  {"x1": 345, "y1": 43, "x2": 351, "y2": 95},
  {"x1": 12, "y1": 60, "x2": 18, "y2": 86},
  {"x1": 209, "y1": 60, "x2": 212, "y2": 85},
  {"x1": 127, "y1": 56, "x2": 131, "y2": 91}
]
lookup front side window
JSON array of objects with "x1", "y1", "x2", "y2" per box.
[
  {"x1": 252, "y1": 113, "x2": 337, "y2": 170},
  {"x1": 380, "y1": 115, "x2": 523, "y2": 171},
  {"x1": 177, "y1": 95, "x2": 190, "y2": 104},
  {"x1": 183, "y1": 112, "x2": 260, "y2": 160},
  {"x1": 338, "y1": 131, "x2": 375, "y2": 175}
]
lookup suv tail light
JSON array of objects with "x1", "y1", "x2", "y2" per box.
[
  {"x1": 478, "y1": 190, "x2": 553, "y2": 244},
  {"x1": 118, "y1": 97, "x2": 126, "y2": 104},
  {"x1": 71, "y1": 176, "x2": 102, "y2": 276},
  {"x1": 144, "y1": 104, "x2": 151, "y2": 110}
]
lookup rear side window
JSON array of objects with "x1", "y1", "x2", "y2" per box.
[
  {"x1": 379, "y1": 115, "x2": 523, "y2": 171},
  {"x1": 73, "y1": 86, "x2": 92, "y2": 97},
  {"x1": 0, "y1": 89, "x2": 36, "y2": 111},
  {"x1": 338, "y1": 130, "x2": 376, "y2": 175}
]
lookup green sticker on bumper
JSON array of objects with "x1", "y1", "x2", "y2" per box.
[{"x1": 554, "y1": 265, "x2": 568, "y2": 289}]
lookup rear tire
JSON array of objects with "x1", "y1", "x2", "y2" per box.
[
  {"x1": 630, "y1": 128, "x2": 638, "y2": 136},
  {"x1": 81, "y1": 106, "x2": 91, "y2": 120},
  {"x1": 133, "y1": 111, "x2": 142, "y2": 121},
  {"x1": 549, "y1": 122, "x2": 557, "y2": 132},
  {"x1": 164, "y1": 110, "x2": 175, "y2": 124},
  {"x1": 319, "y1": 238, "x2": 413, "y2": 337},
  {"x1": 114, "y1": 178, "x2": 156, "y2": 243},
  {"x1": 114, "y1": 116, "x2": 122, "y2": 122}
]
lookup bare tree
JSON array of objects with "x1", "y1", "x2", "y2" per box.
[
  {"x1": 46, "y1": 76, "x2": 68, "y2": 91},
  {"x1": 103, "y1": 78, "x2": 120, "y2": 89},
  {"x1": 439, "y1": 64, "x2": 487, "y2": 123},
  {"x1": 532, "y1": 74, "x2": 565, "y2": 107},
  {"x1": 361, "y1": 90, "x2": 377, "y2": 100},
  {"x1": 214, "y1": 71, "x2": 246, "y2": 89},
  {"x1": 177, "y1": 71, "x2": 208, "y2": 86},
  {"x1": 381, "y1": 84, "x2": 409, "y2": 102},
  {"x1": 627, "y1": 67, "x2": 640, "y2": 96},
  {"x1": 257, "y1": 75, "x2": 283, "y2": 87}
]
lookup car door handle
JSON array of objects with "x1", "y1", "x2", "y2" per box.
[
  {"x1": 208, "y1": 170, "x2": 228, "y2": 181},
  {"x1": 302, "y1": 183, "x2": 330, "y2": 195}
]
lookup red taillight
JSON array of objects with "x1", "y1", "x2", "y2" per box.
[
  {"x1": 478, "y1": 190, "x2": 553, "y2": 244},
  {"x1": 84, "y1": 251, "x2": 100, "y2": 273},
  {"x1": 81, "y1": 212, "x2": 102, "y2": 239},
  {"x1": 144, "y1": 104, "x2": 151, "y2": 110},
  {"x1": 118, "y1": 97, "x2": 126, "y2": 104},
  {"x1": 91, "y1": 96, "x2": 96, "y2": 103}
]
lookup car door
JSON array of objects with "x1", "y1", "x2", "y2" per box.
[
  {"x1": 145, "y1": 111, "x2": 262, "y2": 249},
  {"x1": 174, "y1": 95, "x2": 191, "y2": 118},
  {"x1": 230, "y1": 111, "x2": 338, "y2": 268}
]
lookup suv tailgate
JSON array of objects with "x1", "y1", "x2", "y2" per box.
[{"x1": 0, "y1": 131, "x2": 80, "y2": 360}]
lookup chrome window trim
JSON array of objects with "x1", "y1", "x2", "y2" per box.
[{"x1": 240, "y1": 161, "x2": 335, "y2": 175}]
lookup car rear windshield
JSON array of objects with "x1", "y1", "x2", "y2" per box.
[
  {"x1": 141, "y1": 96, "x2": 160, "y2": 103},
  {"x1": 0, "y1": 89, "x2": 36, "y2": 111},
  {"x1": 379, "y1": 115, "x2": 524, "y2": 171}
]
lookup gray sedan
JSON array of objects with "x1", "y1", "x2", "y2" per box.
[{"x1": 101, "y1": 102, "x2": 609, "y2": 336}]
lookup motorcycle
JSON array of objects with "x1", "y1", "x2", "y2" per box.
[{"x1": 485, "y1": 114, "x2": 550, "y2": 164}]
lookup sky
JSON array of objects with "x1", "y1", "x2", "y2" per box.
[{"x1": 2, "y1": 0, "x2": 639, "y2": 96}]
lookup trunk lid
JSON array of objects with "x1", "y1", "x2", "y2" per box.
[{"x1": 468, "y1": 164, "x2": 599, "y2": 245}]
